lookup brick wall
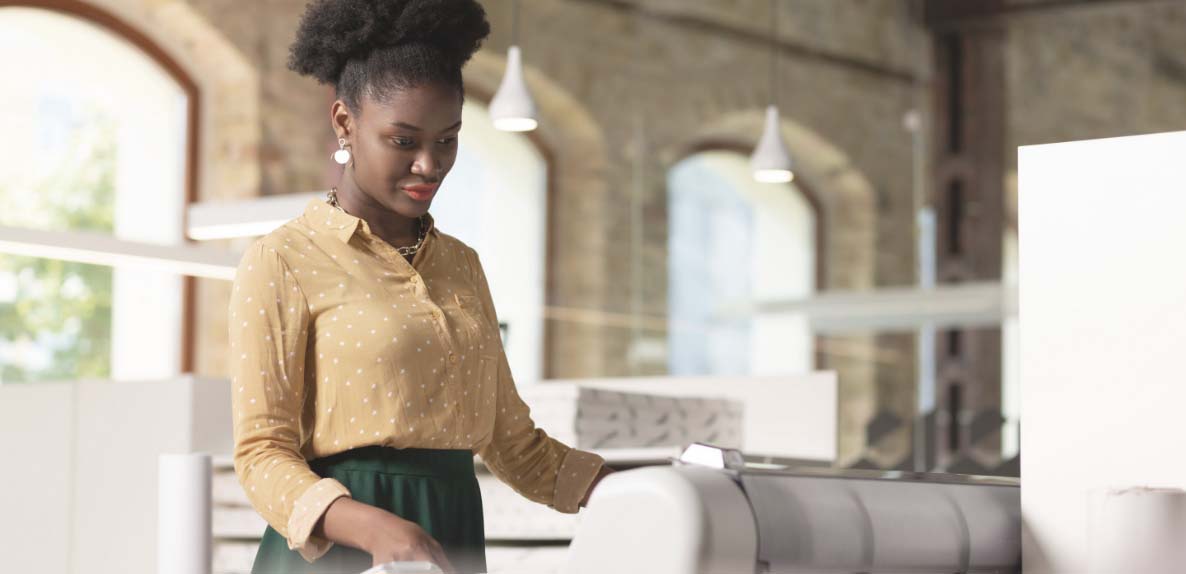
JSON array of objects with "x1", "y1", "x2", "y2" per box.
[{"x1": 153, "y1": 0, "x2": 1186, "y2": 464}]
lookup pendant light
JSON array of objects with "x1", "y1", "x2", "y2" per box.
[
  {"x1": 490, "y1": 0, "x2": 538, "y2": 132},
  {"x1": 751, "y1": 0, "x2": 794, "y2": 183}
]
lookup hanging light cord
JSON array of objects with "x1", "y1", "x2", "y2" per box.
[
  {"x1": 511, "y1": 0, "x2": 520, "y2": 46},
  {"x1": 769, "y1": 0, "x2": 779, "y2": 106}
]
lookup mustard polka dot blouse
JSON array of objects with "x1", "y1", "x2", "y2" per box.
[{"x1": 228, "y1": 198, "x2": 605, "y2": 562}]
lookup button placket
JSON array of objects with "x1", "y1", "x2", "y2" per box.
[
  {"x1": 361, "y1": 229, "x2": 462, "y2": 367},
  {"x1": 410, "y1": 269, "x2": 463, "y2": 367}
]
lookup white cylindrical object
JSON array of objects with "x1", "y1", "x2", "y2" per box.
[
  {"x1": 567, "y1": 467, "x2": 758, "y2": 574},
  {"x1": 158, "y1": 453, "x2": 212, "y2": 574},
  {"x1": 1088, "y1": 487, "x2": 1186, "y2": 574}
]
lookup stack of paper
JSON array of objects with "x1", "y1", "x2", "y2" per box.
[{"x1": 520, "y1": 385, "x2": 744, "y2": 450}]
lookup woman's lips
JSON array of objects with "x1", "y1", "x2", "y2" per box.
[{"x1": 402, "y1": 184, "x2": 438, "y2": 201}]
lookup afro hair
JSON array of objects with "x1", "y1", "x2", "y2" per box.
[{"x1": 287, "y1": 0, "x2": 490, "y2": 110}]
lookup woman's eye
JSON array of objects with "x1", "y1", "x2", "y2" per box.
[
  {"x1": 392, "y1": 138, "x2": 414, "y2": 147},
  {"x1": 437, "y1": 137, "x2": 457, "y2": 145}
]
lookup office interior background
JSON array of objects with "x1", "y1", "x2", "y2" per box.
[{"x1": 2, "y1": 0, "x2": 1186, "y2": 572}]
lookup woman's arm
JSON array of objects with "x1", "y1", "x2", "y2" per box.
[
  {"x1": 464, "y1": 246, "x2": 608, "y2": 513},
  {"x1": 313, "y1": 498, "x2": 377, "y2": 552},
  {"x1": 230, "y1": 242, "x2": 353, "y2": 562}
]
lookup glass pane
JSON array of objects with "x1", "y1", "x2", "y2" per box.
[{"x1": 0, "y1": 8, "x2": 187, "y2": 383}]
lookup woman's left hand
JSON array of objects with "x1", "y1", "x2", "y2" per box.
[{"x1": 579, "y1": 465, "x2": 617, "y2": 508}]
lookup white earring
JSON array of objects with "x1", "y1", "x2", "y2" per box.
[{"x1": 333, "y1": 137, "x2": 351, "y2": 165}]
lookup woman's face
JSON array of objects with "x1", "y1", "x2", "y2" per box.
[{"x1": 336, "y1": 82, "x2": 462, "y2": 218}]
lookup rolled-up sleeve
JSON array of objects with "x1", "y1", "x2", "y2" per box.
[
  {"x1": 229, "y1": 240, "x2": 351, "y2": 562},
  {"x1": 465, "y1": 248, "x2": 606, "y2": 513}
]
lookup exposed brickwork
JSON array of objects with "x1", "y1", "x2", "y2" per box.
[{"x1": 81, "y1": 0, "x2": 1186, "y2": 465}]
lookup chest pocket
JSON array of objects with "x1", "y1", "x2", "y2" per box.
[{"x1": 445, "y1": 293, "x2": 493, "y2": 353}]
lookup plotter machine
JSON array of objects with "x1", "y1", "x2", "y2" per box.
[{"x1": 566, "y1": 444, "x2": 1020, "y2": 574}]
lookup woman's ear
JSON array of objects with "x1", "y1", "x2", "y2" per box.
[{"x1": 330, "y1": 99, "x2": 353, "y2": 140}]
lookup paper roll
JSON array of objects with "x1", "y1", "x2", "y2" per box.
[
  {"x1": 1088, "y1": 486, "x2": 1186, "y2": 574},
  {"x1": 158, "y1": 453, "x2": 212, "y2": 574}
]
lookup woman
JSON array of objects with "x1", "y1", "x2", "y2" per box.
[{"x1": 228, "y1": 1, "x2": 614, "y2": 572}]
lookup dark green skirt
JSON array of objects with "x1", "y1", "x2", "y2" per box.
[{"x1": 252, "y1": 446, "x2": 487, "y2": 574}]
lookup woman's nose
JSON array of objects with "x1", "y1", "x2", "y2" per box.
[{"x1": 411, "y1": 151, "x2": 439, "y2": 180}]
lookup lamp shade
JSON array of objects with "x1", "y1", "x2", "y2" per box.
[
  {"x1": 751, "y1": 105, "x2": 794, "y2": 183},
  {"x1": 490, "y1": 45, "x2": 538, "y2": 132}
]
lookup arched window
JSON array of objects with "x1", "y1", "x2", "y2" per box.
[
  {"x1": 432, "y1": 101, "x2": 549, "y2": 385},
  {"x1": 667, "y1": 149, "x2": 818, "y2": 376},
  {"x1": 0, "y1": 5, "x2": 194, "y2": 382}
]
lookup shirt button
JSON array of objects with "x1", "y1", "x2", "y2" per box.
[
  {"x1": 432, "y1": 310, "x2": 441, "y2": 320},
  {"x1": 449, "y1": 353, "x2": 458, "y2": 363}
]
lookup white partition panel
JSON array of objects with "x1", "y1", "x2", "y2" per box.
[
  {"x1": 1020, "y1": 130, "x2": 1186, "y2": 573},
  {"x1": 0, "y1": 376, "x2": 232, "y2": 574},
  {"x1": 0, "y1": 382, "x2": 74, "y2": 574}
]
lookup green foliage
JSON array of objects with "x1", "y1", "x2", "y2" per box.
[{"x1": 0, "y1": 112, "x2": 116, "y2": 383}]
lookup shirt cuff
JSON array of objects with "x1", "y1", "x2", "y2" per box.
[
  {"x1": 550, "y1": 448, "x2": 606, "y2": 514},
  {"x1": 286, "y1": 477, "x2": 352, "y2": 563}
]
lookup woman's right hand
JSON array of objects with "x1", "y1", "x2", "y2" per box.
[
  {"x1": 317, "y1": 497, "x2": 456, "y2": 573},
  {"x1": 361, "y1": 509, "x2": 456, "y2": 573}
]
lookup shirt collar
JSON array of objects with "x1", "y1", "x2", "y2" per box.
[{"x1": 302, "y1": 197, "x2": 438, "y2": 244}]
